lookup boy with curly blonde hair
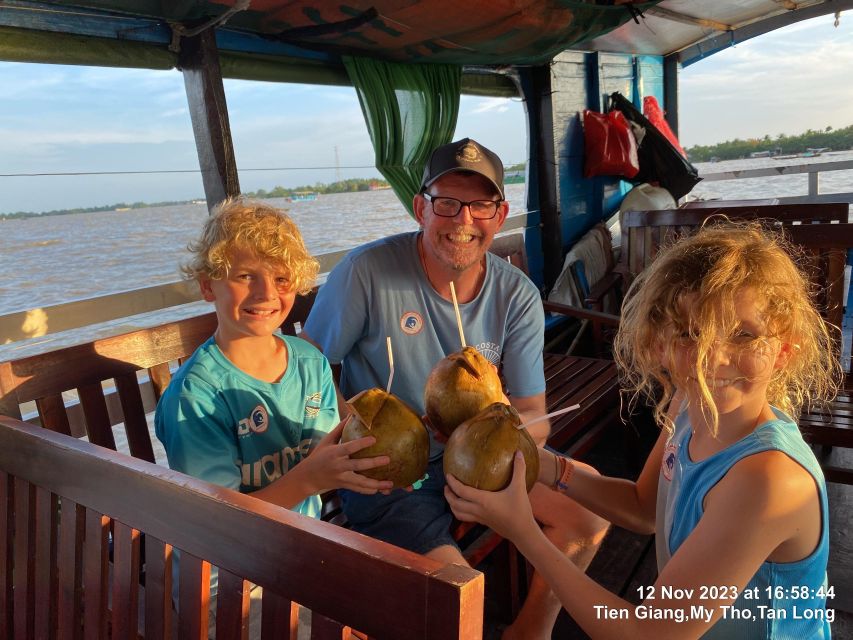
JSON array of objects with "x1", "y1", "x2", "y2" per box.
[{"x1": 156, "y1": 198, "x2": 392, "y2": 515}]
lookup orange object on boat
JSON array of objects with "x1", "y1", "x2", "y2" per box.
[{"x1": 643, "y1": 96, "x2": 686, "y2": 158}]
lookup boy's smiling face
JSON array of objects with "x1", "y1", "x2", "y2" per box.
[{"x1": 199, "y1": 246, "x2": 296, "y2": 343}]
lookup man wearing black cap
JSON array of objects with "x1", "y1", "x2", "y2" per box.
[{"x1": 304, "y1": 138, "x2": 607, "y2": 639}]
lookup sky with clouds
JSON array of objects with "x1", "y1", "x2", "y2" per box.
[{"x1": 0, "y1": 12, "x2": 850, "y2": 215}]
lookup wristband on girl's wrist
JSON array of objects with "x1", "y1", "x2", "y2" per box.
[{"x1": 552, "y1": 454, "x2": 575, "y2": 491}]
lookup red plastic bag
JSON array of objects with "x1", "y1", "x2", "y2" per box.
[
  {"x1": 582, "y1": 109, "x2": 639, "y2": 178},
  {"x1": 642, "y1": 96, "x2": 686, "y2": 158}
]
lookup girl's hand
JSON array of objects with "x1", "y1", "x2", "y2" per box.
[
  {"x1": 302, "y1": 418, "x2": 394, "y2": 495},
  {"x1": 444, "y1": 452, "x2": 539, "y2": 542}
]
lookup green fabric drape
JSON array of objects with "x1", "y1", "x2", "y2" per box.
[{"x1": 343, "y1": 57, "x2": 461, "y2": 217}]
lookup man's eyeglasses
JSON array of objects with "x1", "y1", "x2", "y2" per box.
[{"x1": 422, "y1": 193, "x2": 502, "y2": 220}]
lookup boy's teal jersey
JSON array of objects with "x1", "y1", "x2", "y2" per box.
[{"x1": 155, "y1": 334, "x2": 339, "y2": 519}]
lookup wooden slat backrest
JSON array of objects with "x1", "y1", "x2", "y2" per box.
[
  {"x1": 216, "y1": 569, "x2": 251, "y2": 639},
  {"x1": 13, "y1": 478, "x2": 34, "y2": 639},
  {"x1": 56, "y1": 499, "x2": 84, "y2": 640},
  {"x1": 783, "y1": 223, "x2": 853, "y2": 350},
  {"x1": 0, "y1": 311, "x2": 217, "y2": 411},
  {"x1": 619, "y1": 218, "x2": 853, "y2": 352},
  {"x1": 0, "y1": 311, "x2": 220, "y2": 460},
  {"x1": 0, "y1": 473, "x2": 11, "y2": 640},
  {"x1": 143, "y1": 535, "x2": 172, "y2": 639},
  {"x1": 33, "y1": 487, "x2": 58, "y2": 639},
  {"x1": 111, "y1": 521, "x2": 141, "y2": 638},
  {"x1": 83, "y1": 511, "x2": 109, "y2": 640},
  {"x1": 0, "y1": 288, "x2": 322, "y2": 461},
  {"x1": 620, "y1": 202, "x2": 850, "y2": 282},
  {"x1": 0, "y1": 418, "x2": 484, "y2": 639}
]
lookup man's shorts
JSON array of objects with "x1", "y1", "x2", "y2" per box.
[{"x1": 340, "y1": 457, "x2": 457, "y2": 554}]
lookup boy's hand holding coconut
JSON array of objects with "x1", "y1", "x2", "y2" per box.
[
  {"x1": 339, "y1": 337, "x2": 431, "y2": 490},
  {"x1": 341, "y1": 388, "x2": 430, "y2": 489},
  {"x1": 295, "y1": 417, "x2": 396, "y2": 495}
]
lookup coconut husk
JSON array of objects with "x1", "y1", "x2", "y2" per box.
[
  {"x1": 424, "y1": 346, "x2": 504, "y2": 437},
  {"x1": 342, "y1": 388, "x2": 430, "y2": 488},
  {"x1": 443, "y1": 402, "x2": 539, "y2": 492}
]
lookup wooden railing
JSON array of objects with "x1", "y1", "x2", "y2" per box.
[{"x1": 700, "y1": 158, "x2": 853, "y2": 206}]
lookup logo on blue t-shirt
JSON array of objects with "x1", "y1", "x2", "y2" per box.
[
  {"x1": 238, "y1": 404, "x2": 270, "y2": 437},
  {"x1": 305, "y1": 391, "x2": 322, "y2": 418},
  {"x1": 662, "y1": 441, "x2": 678, "y2": 481},
  {"x1": 250, "y1": 405, "x2": 269, "y2": 433},
  {"x1": 400, "y1": 311, "x2": 424, "y2": 335},
  {"x1": 475, "y1": 341, "x2": 502, "y2": 366}
]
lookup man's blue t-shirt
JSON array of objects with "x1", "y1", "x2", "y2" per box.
[
  {"x1": 155, "y1": 334, "x2": 339, "y2": 518},
  {"x1": 304, "y1": 231, "x2": 545, "y2": 459}
]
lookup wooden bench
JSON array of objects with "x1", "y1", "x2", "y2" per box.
[
  {"x1": 612, "y1": 202, "x2": 850, "y2": 295},
  {"x1": 782, "y1": 223, "x2": 853, "y2": 485},
  {"x1": 0, "y1": 416, "x2": 483, "y2": 639},
  {"x1": 583, "y1": 202, "x2": 849, "y2": 350}
]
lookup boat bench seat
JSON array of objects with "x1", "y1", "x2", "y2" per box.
[{"x1": 600, "y1": 202, "x2": 850, "y2": 306}]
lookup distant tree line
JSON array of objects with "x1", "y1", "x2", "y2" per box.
[
  {"x1": 245, "y1": 178, "x2": 389, "y2": 199},
  {"x1": 686, "y1": 124, "x2": 853, "y2": 162},
  {"x1": 0, "y1": 199, "x2": 192, "y2": 221},
  {"x1": 0, "y1": 177, "x2": 392, "y2": 220}
]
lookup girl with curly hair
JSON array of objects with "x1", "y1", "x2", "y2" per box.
[{"x1": 447, "y1": 221, "x2": 839, "y2": 639}]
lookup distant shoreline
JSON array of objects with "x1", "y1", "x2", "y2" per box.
[
  {"x1": 1, "y1": 177, "x2": 395, "y2": 220},
  {"x1": 0, "y1": 199, "x2": 203, "y2": 221}
]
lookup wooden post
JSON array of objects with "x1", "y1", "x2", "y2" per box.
[
  {"x1": 663, "y1": 54, "x2": 679, "y2": 138},
  {"x1": 179, "y1": 29, "x2": 240, "y2": 212},
  {"x1": 517, "y1": 64, "x2": 562, "y2": 291}
]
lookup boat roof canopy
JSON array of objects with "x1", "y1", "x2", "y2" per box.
[{"x1": 1, "y1": 1, "x2": 850, "y2": 89}]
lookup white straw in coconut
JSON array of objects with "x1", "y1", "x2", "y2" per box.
[
  {"x1": 385, "y1": 336, "x2": 394, "y2": 393},
  {"x1": 449, "y1": 281, "x2": 466, "y2": 348},
  {"x1": 517, "y1": 404, "x2": 580, "y2": 429}
]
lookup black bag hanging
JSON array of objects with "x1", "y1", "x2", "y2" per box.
[{"x1": 609, "y1": 91, "x2": 701, "y2": 200}]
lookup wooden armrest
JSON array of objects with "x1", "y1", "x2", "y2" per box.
[
  {"x1": 542, "y1": 301, "x2": 621, "y2": 327},
  {"x1": 584, "y1": 271, "x2": 623, "y2": 309}
]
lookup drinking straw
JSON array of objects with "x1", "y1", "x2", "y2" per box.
[
  {"x1": 385, "y1": 336, "x2": 394, "y2": 393},
  {"x1": 449, "y1": 281, "x2": 467, "y2": 348},
  {"x1": 517, "y1": 404, "x2": 580, "y2": 429}
]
